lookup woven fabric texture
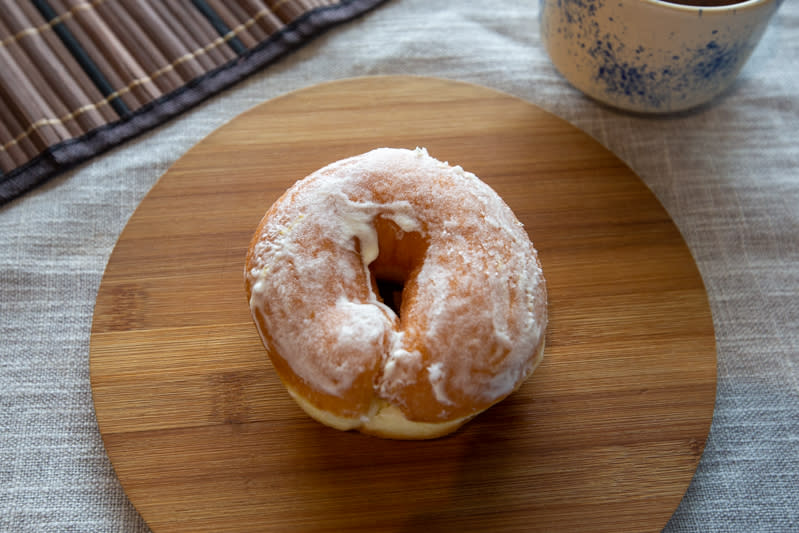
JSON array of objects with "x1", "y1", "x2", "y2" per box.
[{"x1": 1, "y1": 0, "x2": 798, "y2": 532}]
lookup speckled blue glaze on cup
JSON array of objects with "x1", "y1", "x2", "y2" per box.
[{"x1": 540, "y1": 0, "x2": 781, "y2": 113}]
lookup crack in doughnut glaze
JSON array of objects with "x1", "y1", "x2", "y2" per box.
[{"x1": 245, "y1": 148, "x2": 547, "y2": 439}]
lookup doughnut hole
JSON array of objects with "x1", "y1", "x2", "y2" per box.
[
  {"x1": 375, "y1": 279, "x2": 404, "y2": 316},
  {"x1": 368, "y1": 217, "x2": 428, "y2": 319}
]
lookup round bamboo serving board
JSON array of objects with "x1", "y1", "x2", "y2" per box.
[{"x1": 90, "y1": 76, "x2": 716, "y2": 533}]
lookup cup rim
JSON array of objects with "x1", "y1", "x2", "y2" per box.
[{"x1": 644, "y1": 0, "x2": 774, "y2": 14}]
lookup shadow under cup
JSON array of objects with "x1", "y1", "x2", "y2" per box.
[{"x1": 539, "y1": 0, "x2": 781, "y2": 113}]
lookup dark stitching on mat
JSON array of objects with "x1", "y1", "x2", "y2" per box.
[
  {"x1": 191, "y1": 0, "x2": 249, "y2": 56},
  {"x1": 30, "y1": 0, "x2": 131, "y2": 118}
]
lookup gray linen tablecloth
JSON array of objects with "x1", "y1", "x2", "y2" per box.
[{"x1": 1, "y1": 1, "x2": 797, "y2": 531}]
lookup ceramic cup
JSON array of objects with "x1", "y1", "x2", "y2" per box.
[{"x1": 540, "y1": 0, "x2": 781, "y2": 113}]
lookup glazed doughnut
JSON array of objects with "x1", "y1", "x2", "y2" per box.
[{"x1": 245, "y1": 147, "x2": 547, "y2": 439}]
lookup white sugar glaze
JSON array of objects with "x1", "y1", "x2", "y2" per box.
[{"x1": 247, "y1": 147, "x2": 546, "y2": 423}]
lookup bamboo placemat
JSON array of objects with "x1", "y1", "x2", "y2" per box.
[{"x1": 0, "y1": 0, "x2": 387, "y2": 205}]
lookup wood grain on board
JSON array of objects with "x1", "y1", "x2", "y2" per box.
[{"x1": 90, "y1": 76, "x2": 716, "y2": 532}]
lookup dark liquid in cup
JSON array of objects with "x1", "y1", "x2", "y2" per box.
[{"x1": 657, "y1": 0, "x2": 751, "y2": 6}]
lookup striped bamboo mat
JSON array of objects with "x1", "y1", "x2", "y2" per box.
[{"x1": 0, "y1": 0, "x2": 387, "y2": 204}]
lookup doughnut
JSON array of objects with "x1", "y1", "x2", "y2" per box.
[{"x1": 245, "y1": 147, "x2": 547, "y2": 439}]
